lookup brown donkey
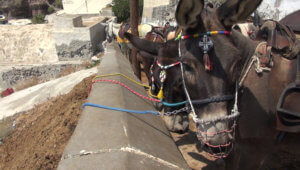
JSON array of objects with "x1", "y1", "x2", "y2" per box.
[
  {"x1": 127, "y1": 0, "x2": 300, "y2": 167},
  {"x1": 174, "y1": 0, "x2": 300, "y2": 168}
]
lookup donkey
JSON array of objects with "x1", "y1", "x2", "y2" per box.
[
  {"x1": 173, "y1": 0, "x2": 300, "y2": 167},
  {"x1": 137, "y1": 31, "x2": 164, "y2": 80},
  {"x1": 128, "y1": 0, "x2": 300, "y2": 165}
]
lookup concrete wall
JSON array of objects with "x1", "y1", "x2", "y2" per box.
[
  {"x1": 58, "y1": 43, "x2": 190, "y2": 170},
  {"x1": 62, "y1": 0, "x2": 112, "y2": 14},
  {"x1": 99, "y1": 8, "x2": 114, "y2": 17},
  {"x1": 52, "y1": 15, "x2": 106, "y2": 61},
  {"x1": 0, "y1": 24, "x2": 58, "y2": 65}
]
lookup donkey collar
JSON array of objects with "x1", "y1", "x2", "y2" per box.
[{"x1": 176, "y1": 31, "x2": 230, "y2": 40}]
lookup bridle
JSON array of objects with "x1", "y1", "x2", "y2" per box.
[
  {"x1": 148, "y1": 30, "x2": 240, "y2": 158},
  {"x1": 149, "y1": 59, "x2": 181, "y2": 99},
  {"x1": 176, "y1": 30, "x2": 240, "y2": 158}
]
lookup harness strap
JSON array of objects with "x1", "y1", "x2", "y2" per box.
[
  {"x1": 296, "y1": 54, "x2": 300, "y2": 86},
  {"x1": 239, "y1": 42, "x2": 270, "y2": 87}
]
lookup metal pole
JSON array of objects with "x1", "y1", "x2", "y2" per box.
[{"x1": 85, "y1": 0, "x2": 88, "y2": 13}]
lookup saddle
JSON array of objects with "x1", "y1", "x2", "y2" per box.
[
  {"x1": 276, "y1": 54, "x2": 300, "y2": 133},
  {"x1": 260, "y1": 20, "x2": 300, "y2": 60},
  {"x1": 280, "y1": 9, "x2": 300, "y2": 34},
  {"x1": 257, "y1": 20, "x2": 300, "y2": 133}
]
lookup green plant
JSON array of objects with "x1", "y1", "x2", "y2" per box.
[
  {"x1": 31, "y1": 14, "x2": 45, "y2": 24},
  {"x1": 53, "y1": 0, "x2": 63, "y2": 9},
  {"x1": 112, "y1": 0, "x2": 143, "y2": 23},
  {"x1": 48, "y1": 6, "x2": 54, "y2": 13},
  {"x1": 86, "y1": 60, "x2": 101, "y2": 69}
]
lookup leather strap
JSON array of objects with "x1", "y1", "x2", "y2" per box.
[{"x1": 296, "y1": 54, "x2": 300, "y2": 86}]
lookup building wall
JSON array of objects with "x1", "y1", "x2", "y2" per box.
[
  {"x1": 0, "y1": 24, "x2": 58, "y2": 65},
  {"x1": 52, "y1": 14, "x2": 106, "y2": 61},
  {"x1": 62, "y1": 0, "x2": 112, "y2": 14}
]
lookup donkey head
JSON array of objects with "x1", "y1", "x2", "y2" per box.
[
  {"x1": 124, "y1": 33, "x2": 189, "y2": 132},
  {"x1": 175, "y1": 0, "x2": 262, "y2": 156}
]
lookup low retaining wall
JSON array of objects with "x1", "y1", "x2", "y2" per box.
[{"x1": 57, "y1": 43, "x2": 190, "y2": 169}]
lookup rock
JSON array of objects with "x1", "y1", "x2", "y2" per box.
[{"x1": 91, "y1": 56, "x2": 100, "y2": 62}]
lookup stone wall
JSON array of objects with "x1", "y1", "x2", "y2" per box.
[
  {"x1": 142, "y1": 0, "x2": 179, "y2": 25},
  {"x1": 0, "y1": 64, "x2": 82, "y2": 91},
  {"x1": 257, "y1": 0, "x2": 300, "y2": 20},
  {"x1": 52, "y1": 15, "x2": 106, "y2": 61},
  {"x1": 0, "y1": 24, "x2": 58, "y2": 65}
]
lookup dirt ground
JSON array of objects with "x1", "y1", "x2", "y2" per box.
[
  {"x1": 0, "y1": 76, "x2": 93, "y2": 170},
  {"x1": 1, "y1": 73, "x2": 300, "y2": 170}
]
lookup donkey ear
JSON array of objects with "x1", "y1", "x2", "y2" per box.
[
  {"x1": 175, "y1": 0, "x2": 204, "y2": 29},
  {"x1": 139, "y1": 51, "x2": 156, "y2": 59},
  {"x1": 124, "y1": 32, "x2": 162, "y2": 55},
  {"x1": 217, "y1": 0, "x2": 262, "y2": 29}
]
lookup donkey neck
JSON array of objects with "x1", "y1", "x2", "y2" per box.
[{"x1": 231, "y1": 30, "x2": 257, "y2": 65}]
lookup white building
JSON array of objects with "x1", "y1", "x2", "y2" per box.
[{"x1": 62, "y1": 0, "x2": 112, "y2": 14}]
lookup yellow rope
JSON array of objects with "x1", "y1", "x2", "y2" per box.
[
  {"x1": 147, "y1": 89, "x2": 160, "y2": 98},
  {"x1": 93, "y1": 73, "x2": 150, "y2": 87},
  {"x1": 93, "y1": 73, "x2": 162, "y2": 98}
]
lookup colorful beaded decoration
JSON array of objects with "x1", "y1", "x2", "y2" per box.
[
  {"x1": 156, "y1": 61, "x2": 180, "y2": 69},
  {"x1": 176, "y1": 31, "x2": 230, "y2": 40},
  {"x1": 150, "y1": 64, "x2": 155, "y2": 91},
  {"x1": 149, "y1": 60, "x2": 181, "y2": 99},
  {"x1": 175, "y1": 30, "x2": 230, "y2": 71}
]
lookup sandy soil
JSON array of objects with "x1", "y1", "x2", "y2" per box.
[{"x1": 171, "y1": 122, "x2": 225, "y2": 170}]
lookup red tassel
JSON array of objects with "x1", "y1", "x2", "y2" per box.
[{"x1": 203, "y1": 53, "x2": 213, "y2": 71}]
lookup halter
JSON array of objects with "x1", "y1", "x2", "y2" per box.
[
  {"x1": 149, "y1": 59, "x2": 180, "y2": 99},
  {"x1": 178, "y1": 31, "x2": 240, "y2": 158},
  {"x1": 176, "y1": 30, "x2": 230, "y2": 71}
]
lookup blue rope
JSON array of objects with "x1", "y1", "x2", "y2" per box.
[
  {"x1": 161, "y1": 95, "x2": 234, "y2": 107},
  {"x1": 82, "y1": 102, "x2": 160, "y2": 115},
  {"x1": 161, "y1": 100, "x2": 187, "y2": 106}
]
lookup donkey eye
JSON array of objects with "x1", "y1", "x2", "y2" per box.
[{"x1": 183, "y1": 63, "x2": 193, "y2": 72}]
